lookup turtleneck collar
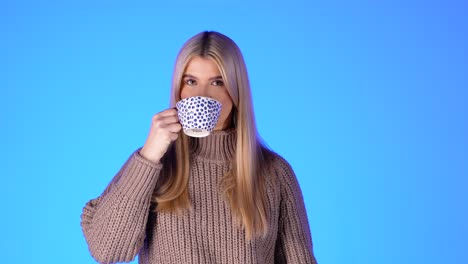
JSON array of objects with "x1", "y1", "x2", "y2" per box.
[{"x1": 189, "y1": 128, "x2": 236, "y2": 161}]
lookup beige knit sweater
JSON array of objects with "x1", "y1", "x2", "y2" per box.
[{"x1": 81, "y1": 129, "x2": 318, "y2": 263}]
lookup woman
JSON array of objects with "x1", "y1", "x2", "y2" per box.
[{"x1": 81, "y1": 31, "x2": 318, "y2": 264}]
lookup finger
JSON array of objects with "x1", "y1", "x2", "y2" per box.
[
  {"x1": 157, "y1": 108, "x2": 178, "y2": 117},
  {"x1": 169, "y1": 132, "x2": 179, "y2": 141},
  {"x1": 165, "y1": 123, "x2": 182, "y2": 133},
  {"x1": 157, "y1": 115, "x2": 180, "y2": 125}
]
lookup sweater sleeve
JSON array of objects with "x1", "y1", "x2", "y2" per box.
[
  {"x1": 80, "y1": 148, "x2": 163, "y2": 263},
  {"x1": 273, "y1": 157, "x2": 318, "y2": 264}
]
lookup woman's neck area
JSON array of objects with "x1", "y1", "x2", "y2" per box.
[{"x1": 188, "y1": 128, "x2": 236, "y2": 161}]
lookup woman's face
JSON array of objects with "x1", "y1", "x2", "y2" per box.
[{"x1": 180, "y1": 56, "x2": 234, "y2": 131}]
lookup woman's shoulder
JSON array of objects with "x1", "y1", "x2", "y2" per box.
[
  {"x1": 260, "y1": 147, "x2": 296, "y2": 180},
  {"x1": 260, "y1": 147, "x2": 306, "y2": 202}
]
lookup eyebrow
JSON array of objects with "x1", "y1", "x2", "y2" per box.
[{"x1": 182, "y1": 74, "x2": 223, "y2": 80}]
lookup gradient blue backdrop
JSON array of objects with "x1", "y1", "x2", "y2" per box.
[{"x1": 3, "y1": 0, "x2": 467, "y2": 263}]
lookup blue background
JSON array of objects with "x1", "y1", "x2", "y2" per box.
[{"x1": 2, "y1": 0, "x2": 467, "y2": 263}]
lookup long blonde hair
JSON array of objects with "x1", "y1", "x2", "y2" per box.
[{"x1": 151, "y1": 31, "x2": 270, "y2": 241}]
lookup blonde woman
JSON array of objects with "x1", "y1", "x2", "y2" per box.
[{"x1": 81, "y1": 31, "x2": 318, "y2": 264}]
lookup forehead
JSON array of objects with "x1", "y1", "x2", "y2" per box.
[{"x1": 184, "y1": 56, "x2": 221, "y2": 76}]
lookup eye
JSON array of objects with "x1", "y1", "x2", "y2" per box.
[
  {"x1": 211, "y1": 80, "x2": 224, "y2": 86},
  {"x1": 186, "y1": 79, "x2": 197, "y2": 85}
]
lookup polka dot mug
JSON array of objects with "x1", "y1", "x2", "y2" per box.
[{"x1": 176, "y1": 96, "x2": 222, "y2": 137}]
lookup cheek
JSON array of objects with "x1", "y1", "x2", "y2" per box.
[
  {"x1": 219, "y1": 97, "x2": 233, "y2": 115},
  {"x1": 179, "y1": 86, "x2": 192, "y2": 99}
]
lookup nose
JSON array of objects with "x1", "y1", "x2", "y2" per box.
[{"x1": 198, "y1": 83, "x2": 212, "y2": 98}]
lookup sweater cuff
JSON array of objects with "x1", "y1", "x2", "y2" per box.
[{"x1": 115, "y1": 149, "x2": 163, "y2": 202}]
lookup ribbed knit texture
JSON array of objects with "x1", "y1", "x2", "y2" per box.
[{"x1": 81, "y1": 129, "x2": 318, "y2": 264}]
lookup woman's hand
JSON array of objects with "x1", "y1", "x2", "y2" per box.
[{"x1": 139, "y1": 108, "x2": 182, "y2": 163}]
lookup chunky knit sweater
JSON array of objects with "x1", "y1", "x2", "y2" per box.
[{"x1": 81, "y1": 129, "x2": 317, "y2": 264}]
